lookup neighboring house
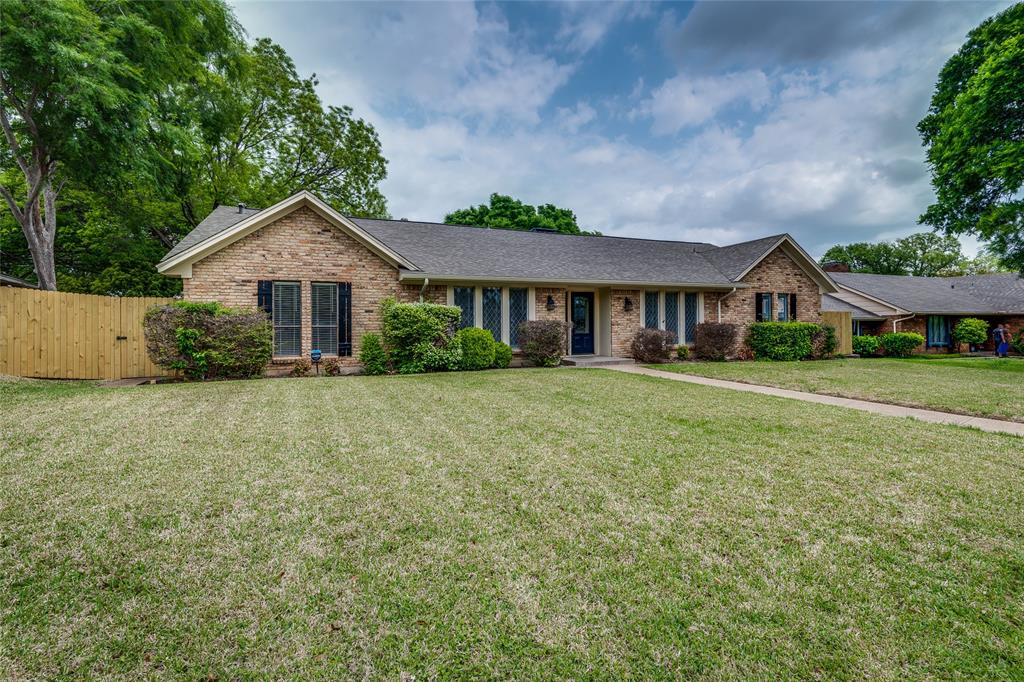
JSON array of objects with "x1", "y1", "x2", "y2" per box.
[
  {"x1": 823, "y1": 268, "x2": 1024, "y2": 352},
  {"x1": 157, "y1": 191, "x2": 837, "y2": 366},
  {"x1": 0, "y1": 273, "x2": 38, "y2": 288}
]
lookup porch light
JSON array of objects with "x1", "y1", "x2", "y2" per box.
[
  {"x1": 623, "y1": 297, "x2": 633, "y2": 312},
  {"x1": 546, "y1": 295, "x2": 556, "y2": 311}
]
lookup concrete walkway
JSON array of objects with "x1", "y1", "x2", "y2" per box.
[{"x1": 607, "y1": 364, "x2": 1024, "y2": 437}]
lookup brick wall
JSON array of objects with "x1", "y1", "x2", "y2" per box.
[
  {"x1": 398, "y1": 284, "x2": 448, "y2": 305},
  {"x1": 184, "y1": 206, "x2": 401, "y2": 366},
  {"x1": 709, "y1": 248, "x2": 823, "y2": 326},
  {"x1": 886, "y1": 314, "x2": 1024, "y2": 353},
  {"x1": 610, "y1": 289, "x2": 642, "y2": 357},
  {"x1": 535, "y1": 287, "x2": 567, "y2": 323}
]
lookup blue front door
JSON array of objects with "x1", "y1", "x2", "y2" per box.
[{"x1": 571, "y1": 292, "x2": 595, "y2": 354}]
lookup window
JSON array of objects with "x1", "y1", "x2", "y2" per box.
[
  {"x1": 644, "y1": 291, "x2": 659, "y2": 329},
  {"x1": 684, "y1": 292, "x2": 699, "y2": 343},
  {"x1": 777, "y1": 293, "x2": 789, "y2": 322},
  {"x1": 272, "y1": 281, "x2": 301, "y2": 356},
  {"x1": 664, "y1": 292, "x2": 679, "y2": 342},
  {"x1": 482, "y1": 287, "x2": 502, "y2": 342},
  {"x1": 756, "y1": 293, "x2": 772, "y2": 321},
  {"x1": 927, "y1": 316, "x2": 950, "y2": 347},
  {"x1": 509, "y1": 288, "x2": 528, "y2": 348},
  {"x1": 454, "y1": 287, "x2": 475, "y2": 328},
  {"x1": 311, "y1": 283, "x2": 338, "y2": 354},
  {"x1": 852, "y1": 319, "x2": 863, "y2": 337}
]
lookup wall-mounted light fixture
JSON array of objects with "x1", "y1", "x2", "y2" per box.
[
  {"x1": 623, "y1": 297, "x2": 633, "y2": 312},
  {"x1": 546, "y1": 294, "x2": 556, "y2": 311}
]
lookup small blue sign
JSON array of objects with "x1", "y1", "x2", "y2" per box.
[{"x1": 310, "y1": 349, "x2": 322, "y2": 362}]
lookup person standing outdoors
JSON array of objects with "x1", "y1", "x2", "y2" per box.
[{"x1": 994, "y1": 323, "x2": 1010, "y2": 358}]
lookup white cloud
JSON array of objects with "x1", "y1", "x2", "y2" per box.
[
  {"x1": 636, "y1": 70, "x2": 771, "y2": 135},
  {"x1": 555, "y1": 101, "x2": 596, "y2": 133}
]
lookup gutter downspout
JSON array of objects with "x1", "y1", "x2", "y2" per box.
[
  {"x1": 717, "y1": 287, "x2": 737, "y2": 322},
  {"x1": 892, "y1": 312, "x2": 915, "y2": 333},
  {"x1": 418, "y1": 277, "x2": 430, "y2": 303}
]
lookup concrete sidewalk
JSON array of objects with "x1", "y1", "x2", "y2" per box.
[{"x1": 607, "y1": 364, "x2": 1024, "y2": 437}]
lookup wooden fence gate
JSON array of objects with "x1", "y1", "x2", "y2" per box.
[
  {"x1": 821, "y1": 310, "x2": 853, "y2": 355},
  {"x1": 0, "y1": 288, "x2": 174, "y2": 380}
]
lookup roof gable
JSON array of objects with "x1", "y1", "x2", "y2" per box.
[{"x1": 157, "y1": 192, "x2": 416, "y2": 277}]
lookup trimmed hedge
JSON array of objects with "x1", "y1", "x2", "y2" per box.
[
  {"x1": 692, "y1": 322, "x2": 737, "y2": 361},
  {"x1": 456, "y1": 327, "x2": 497, "y2": 370},
  {"x1": 492, "y1": 342, "x2": 513, "y2": 369},
  {"x1": 811, "y1": 324, "x2": 838, "y2": 359},
  {"x1": 144, "y1": 301, "x2": 272, "y2": 380},
  {"x1": 952, "y1": 318, "x2": 989, "y2": 346},
  {"x1": 746, "y1": 322, "x2": 816, "y2": 361},
  {"x1": 630, "y1": 328, "x2": 675, "y2": 363},
  {"x1": 852, "y1": 334, "x2": 880, "y2": 356},
  {"x1": 358, "y1": 332, "x2": 388, "y2": 375},
  {"x1": 880, "y1": 332, "x2": 924, "y2": 357},
  {"x1": 519, "y1": 320, "x2": 567, "y2": 367},
  {"x1": 380, "y1": 298, "x2": 461, "y2": 374}
]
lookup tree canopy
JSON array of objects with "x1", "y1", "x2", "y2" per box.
[
  {"x1": 445, "y1": 194, "x2": 598, "y2": 236},
  {"x1": 0, "y1": 0, "x2": 388, "y2": 293},
  {"x1": 918, "y1": 3, "x2": 1024, "y2": 273},
  {"x1": 819, "y1": 232, "x2": 1008, "y2": 277}
]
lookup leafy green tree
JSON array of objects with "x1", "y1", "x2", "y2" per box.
[
  {"x1": 918, "y1": 4, "x2": 1024, "y2": 273},
  {"x1": 445, "y1": 194, "x2": 598, "y2": 235},
  {"x1": 821, "y1": 232, "x2": 965, "y2": 276},
  {"x1": 0, "y1": 0, "x2": 238, "y2": 289}
]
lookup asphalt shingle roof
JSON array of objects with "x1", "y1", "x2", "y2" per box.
[
  {"x1": 821, "y1": 293, "x2": 885, "y2": 319},
  {"x1": 162, "y1": 205, "x2": 262, "y2": 261},
  {"x1": 832, "y1": 272, "x2": 1024, "y2": 314},
  {"x1": 350, "y1": 217, "x2": 734, "y2": 285},
  {"x1": 695, "y1": 235, "x2": 784, "y2": 280}
]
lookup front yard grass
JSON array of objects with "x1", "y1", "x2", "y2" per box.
[
  {"x1": 2, "y1": 370, "x2": 1022, "y2": 679},
  {"x1": 650, "y1": 356, "x2": 1024, "y2": 422}
]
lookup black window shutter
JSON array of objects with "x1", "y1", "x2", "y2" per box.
[
  {"x1": 338, "y1": 282, "x2": 352, "y2": 356},
  {"x1": 789, "y1": 293, "x2": 797, "y2": 320},
  {"x1": 755, "y1": 293, "x2": 763, "y2": 322},
  {"x1": 257, "y1": 280, "x2": 273, "y2": 318}
]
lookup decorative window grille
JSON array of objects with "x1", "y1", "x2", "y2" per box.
[
  {"x1": 311, "y1": 283, "x2": 338, "y2": 353},
  {"x1": 509, "y1": 288, "x2": 528, "y2": 348},
  {"x1": 664, "y1": 292, "x2": 679, "y2": 342},
  {"x1": 454, "y1": 287, "x2": 475, "y2": 328},
  {"x1": 644, "y1": 291, "x2": 659, "y2": 329},
  {"x1": 684, "y1": 292, "x2": 699, "y2": 343},
  {"x1": 482, "y1": 287, "x2": 502, "y2": 342},
  {"x1": 272, "y1": 281, "x2": 301, "y2": 356}
]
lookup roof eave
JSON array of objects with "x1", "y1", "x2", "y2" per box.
[{"x1": 398, "y1": 270, "x2": 746, "y2": 289}]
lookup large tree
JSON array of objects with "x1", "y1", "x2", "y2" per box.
[
  {"x1": 918, "y1": 3, "x2": 1024, "y2": 273},
  {"x1": 445, "y1": 193, "x2": 598, "y2": 235},
  {"x1": 821, "y1": 232, "x2": 967, "y2": 277},
  {"x1": 0, "y1": 0, "x2": 237, "y2": 289}
]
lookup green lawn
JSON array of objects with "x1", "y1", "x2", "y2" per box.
[
  {"x1": 650, "y1": 356, "x2": 1024, "y2": 422},
  {"x1": 2, "y1": 370, "x2": 1022, "y2": 679}
]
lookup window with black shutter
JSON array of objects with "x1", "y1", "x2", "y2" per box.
[
  {"x1": 257, "y1": 280, "x2": 273, "y2": 317},
  {"x1": 789, "y1": 293, "x2": 797, "y2": 320}
]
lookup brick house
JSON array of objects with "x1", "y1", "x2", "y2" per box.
[
  {"x1": 157, "y1": 191, "x2": 838, "y2": 366},
  {"x1": 823, "y1": 270, "x2": 1024, "y2": 353}
]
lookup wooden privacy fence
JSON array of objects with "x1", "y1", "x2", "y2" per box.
[
  {"x1": 0, "y1": 288, "x2": 174, "y2": 380},
  {"x1": 821, "y1": 311, "x2": 853, "y2": 355}
]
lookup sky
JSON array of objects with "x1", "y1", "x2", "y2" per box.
[{"x1": 230, "y1": 0, "x2": 1011, "y2": 257}]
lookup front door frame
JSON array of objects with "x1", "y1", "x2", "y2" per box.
[{"x1": 570, "y1": 291, "x2": 596, "y2": 355}]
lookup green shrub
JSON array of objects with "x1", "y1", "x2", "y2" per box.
[
  {"x1": 144, "y1": 301, "x2": 272, "y2": 380},
  {"x1": 358, "y1": 332, "x2": 389, "y2": 375},
  {"x1": 417, "y1": 340, "x2": 463, "y2": 371},
  {"x1": 630, "y1": 328, "x2": 675, "y2": 363},
  {"x1": 746, "y1": 322, "x2": 821, "y2": 361},
  {"x1": 518, "y1": 320, "x2": 567, "y2": 367},
  {"x1": 676, "y1": 344, "x2": 689, "y2": 360},
  {"x1": 456, "y1": 327, "x2": 497, "y2": 370},
  {"x1": 692, "y1": 322, "x2": 737, "y2": 361},
  {"x1": 492, "y1": 342, "x2": 513, "y2": 368},
  {"x1": 1013, "y1": 331, "x2": 1024, "y2": 355},
  {"x1": 852, "y1": 335, "x2": 880, "y2": 356},
  {"x1": 952, "y1": 317, "x2": 989, "y2": 346},
  {"x1": 289, "y1": 357, "x2": 312, "y2": 377},
  {"x1": 380, "y1": 298, "x2": 461, "y2": 374},
  {"x1": 880, "y1": 332, "x2": 924, "y2": 357},
  {"x1": 811, "y1": 324, "x2": 838, "y2": 359}
]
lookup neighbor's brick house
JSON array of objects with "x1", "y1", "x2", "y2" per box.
[
  {"x1": 158, "y1": 191, "x2": 839, "y2": 367},
  {"x1": 822, "y1": 269, "x2": 1024, "y2": 353}
]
